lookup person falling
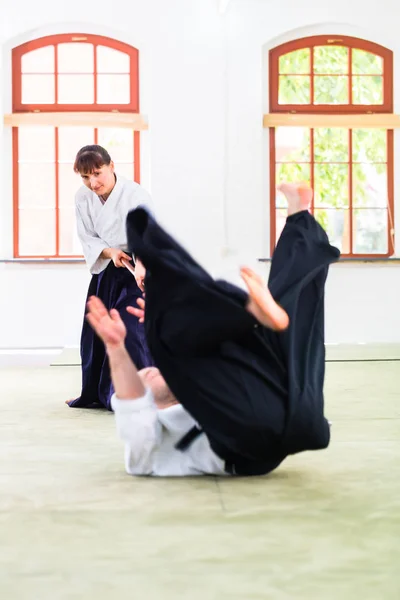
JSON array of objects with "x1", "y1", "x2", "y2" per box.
[{"x1": 85, "y1": 182, "x2": 339, "y2": 477}]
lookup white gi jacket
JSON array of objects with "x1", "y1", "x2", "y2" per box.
[
  {"x1": 75, "y1": 175, "x2": 152, "y2": 274},
  {"x1": 111, "y1": 389, "x2": 227, "y2": 477}
]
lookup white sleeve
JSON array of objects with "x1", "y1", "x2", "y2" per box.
[
  {"x1": 75, "y1": 201, "x2": 111, "y2": 274},
  {"x1": 111, "y1": 388, "x2": 161, "y2": 476}
]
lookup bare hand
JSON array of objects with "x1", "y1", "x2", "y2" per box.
[
  {"x1": 109, "y1": 248, "x2": 133, "y2": 268},
  {"x1": 86, "y1": 296, "x2": 127, "y2": 348},
  {"x1": 127, "y1": 297, "x2": 146, "y2": 323},
  {"x1": 240, "y1": 266, "x2": 266, "y2": 289}
]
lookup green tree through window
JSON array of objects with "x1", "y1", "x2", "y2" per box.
[{"x1": 269, "y1": 36, "x2": 394, "y2": 257}]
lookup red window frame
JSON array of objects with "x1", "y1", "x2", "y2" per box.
[
  {"x1": 12, "y1": 33, "x2": 141, "y2": 259},
  {"x1": 269, "y1": 35, "x2": 393, "y2": 113},
  {"x1": 12, "y1": 33, "x2": 139, "y2": 113},
  {"x1": 269, "y1": 35, "x2": 394, "y2": 258}
]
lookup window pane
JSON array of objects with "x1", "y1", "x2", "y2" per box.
[
  {"x1": 352, "y1": 129, "x2": 387, "y2": 163},
  {"x1": 353, "y1": 209, "x2": 388, "y2": 254},
  {"x1": 314, "y1": 128, "x2": 349, "y2": 162},
  {"x1": 18, "y1": 126, "x2": 55, "y2": 162},
  {"x1": 352, "y1": 49, "x2": 383, "y2": 75},
  {"x1": 314, "y1": 75, "x2": 348, "y2": 104},
  {"x1": 58, "y1": 127, "x2": 94, "y2": 162},
  {"x1": 278, "y1": 75, "x2": 310, "y2": 104},
  {"x1": 18, "y1": 208, "x2": 56, "y2": 256},
  {"x1": 58, "y1": 74, "x2": 94, "y2": 103},
  {"x1": 352, "y1": 76, "x2": 383, "y2": 105},
  {"x1": 353, "y1": 163, "x2": 388, "y2": 208},
  {"x1": 97, "y1": 128, "x2": 134, "y2": 162},
  {"x1": 19, "y1": 163, "x2": 55, "y2": 208},
  {"x1": 275, "y1": 163, "x2": 311, "y2": 208},
  {"x1": 314, "y1": 164, "x2": 349, "y2": 208},
  {"x1": 314, "y1": 208, "x2": 350, "y2": 253},
  {"x1": 21, "y1": 46, "x2": 54, "y2": 73},
  {"x1": 97, "y1": 46, "x2": 130, "y2": 73},
  {"x1": 114, "y1": 162, "x2": 134, "y2": 180},
  {"x1": 275, "y1": 127, "x2": 310, "y2": 162},
  {"x1": 22, "y1": 74, "x2": 55, "y2": 104},
  {"x1": 57, "y1": 43, "x2": 94, "y2": 73},
  {"x1": 278, "y1": 49, "x2": 310, "y2": 74},
  {"x1": 59, "y1": 207, "x2": 82, "y2": 255},
  {"x1": 97, "y1": 74, "x2": 130, "y2": 104},
  {"x1": 275, "y1": 208, "x2": 287, "y2": 243},
  {"x1": 58, "y1": 163, "x2": 82, "y2": 207},
  {"x1": 313, "y1": 46, "x2": 348, "y2": 74}
]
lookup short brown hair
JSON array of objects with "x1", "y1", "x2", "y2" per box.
[{"x1": 73, "y1": 145, "x2": 112, "y2": 174}]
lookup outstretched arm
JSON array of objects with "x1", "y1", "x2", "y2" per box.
[
  {"x1": 86, "y1": 296, "x2": 145, "y2": 400},
  {"x1": 86, "y1": 296, "x2": 161, "y2": 475}
]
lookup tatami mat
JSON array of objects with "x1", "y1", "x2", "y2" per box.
[
  {"x1": 0, "y1": 358, "x2": 399, "y2": 598},
  {"x1": 50, "y1": 344, "x2": 400, "y2": 367}
]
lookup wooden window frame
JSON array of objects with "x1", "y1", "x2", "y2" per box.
[
  {"x1": 269, "y1": 35, "x2": 393, "y2": 114},
  {"x1": 12, "y1": 33, "x2": 140, "y2": 259},
  {"x1": 269, "y1": 35, "x2": 395, "y2": 258},
  {"x1": 12, "y1": 33, "x2": 139, "y2": 113}
]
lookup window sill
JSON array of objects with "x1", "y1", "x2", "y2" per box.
[
  {"x1": 258, "y1": 257, "x2": 400, "y2": 264},
  {"x1": 0, "y1": 258, "x2": 86, "y2": 264}
]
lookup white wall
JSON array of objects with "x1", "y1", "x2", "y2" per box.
[
  {"x1": 0, "y1": 0, "x2": 399, "y2": 348},
  {"x1": 222, "y1": 0, "x2": 400, "y2": 343}
]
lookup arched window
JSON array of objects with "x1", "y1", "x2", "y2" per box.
[
  {"x1": 269, "y1": 35, "x2": 394, "y2": 258},
  {"x1": 12, "y1": 33, "x2": 141, "y2": 258}
]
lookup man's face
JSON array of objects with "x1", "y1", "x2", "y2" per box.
[
  {"x1": 139, "y1": 367, "x2": 162, "y2": 387},
  {"x1": 138, "y1": 367, "x2": 178, "y2": 409},
  {"x1": 134, "y1": 258, "x2": 146, "y2": 292}
]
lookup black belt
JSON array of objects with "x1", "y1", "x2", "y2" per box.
[
  {"x1": 175, "y1": 425, "x2": 203, "y2": 451},
  {"x1": 176, "y1": 427, "x2": 282, "y2": 477}
]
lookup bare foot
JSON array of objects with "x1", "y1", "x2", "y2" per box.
[
  {"x1": 65, "y1": 399, "x2": 73, "y2": 406},
  {"x1": 240, "y1": 267, "x2": 289, "y2": 331},
  {"x1": 277, "y1": 182, "x2": 312, "y2": 216}
]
